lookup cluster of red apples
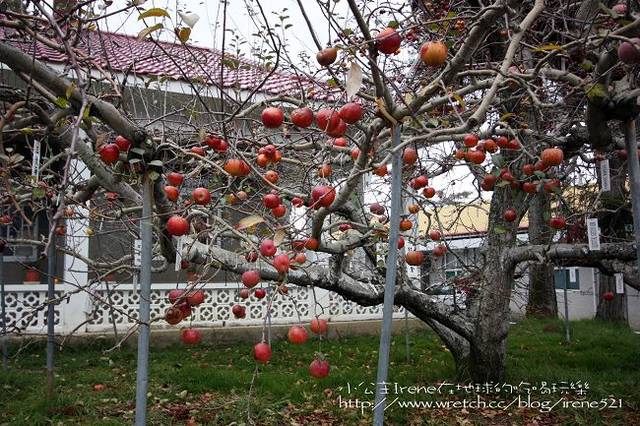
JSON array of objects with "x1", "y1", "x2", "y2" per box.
[{"x1": 254, "y1": 318, "x2": 330, "y2": 379}]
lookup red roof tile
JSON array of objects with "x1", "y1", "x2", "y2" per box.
[{"x1": 1, "y1": 28, "x2": 338, "y2": 101}]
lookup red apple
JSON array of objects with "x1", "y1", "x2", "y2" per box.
[
  {"x1": 232, "y1": 304, "x2": 246, "y2": 319},
  {"x1": 165, "y1": 307, "x2": 183, "y2": 325},
  {"x1": 423, "y1": 187, "x2": 436, "y2": 198},
  {"x1": 332, "y1": 137, "x2": 348, "y2": 147},
  {"x1": 305, "y1": 238, "x2": 319, "y2": 251},
  {"x1": 181, "y1": 328, "x2": 201, "y2": 345},
  {"x1": 99, "y1": 143, "x2": 120, "y2": 165},
  {"x1": 549, "y1": 216, "x2": 566, "y2": 229},
  {"x1": 290, "y1": 107, "x2": 314, "y2": 128},
  {"x1": 168, "y1": 289, "x2": 184, "y2": 304},
  {"x1": 541, "y1": 148, "x2": 564, "y2": 167},
  {"x1": 164, "y1": 186, "x2": 179, "y2": 202},
  {"x1": 463, "y1": 134, "x2": 479, "y2": 147},
  {"x1": 253, "y1": 342, "x2": 272, "y2": 363},
  {"x1": 405, "y1": 251, "x2": 424, "y2": 265},
  {"x1": 114, "y1": 135, "x2": 132, "y2": 152},
  {"x1": 432, "y1": 244, "x2": 447, "y2": 257},
  {"x1": 187, "y1": 290, "x2": 205, "y2": 306},
  {"x1": 192, "y1": 187, "x2": 211, "y2": 205},
  {"x1": 167, "y1": 216, "x2": 189, "y2": 236},
  {"x1": 272, "y1": 204, "x2": 286, "y2": 218},
  {"x1": 287, "y1": 325, "x2": 308, "y2": 344},
  {"x1": 503, "y1": 208, "x2": 517, "y2": 223},
  {"x1": 339, "y1": 102, "x2": 363, "y2": 124},
  {"x1": 419, "y1": 41, "x2": 447, "y2": 67},
  {"x1": 261, "y1": 107, "x2": 284, "y2": 128},
  {"x1": 224, "y1": 159, "x2": 251, "y2": 177},
  {"x1": 254, "y1": 288, "x2": 266, "y2": 299},
  {"x1": 375, "y1": 27, "x2": 402, "y2": 54},
  {"x1": 310, "y1": 318, "x2": 328, "y2": 334},
  {"x1": 311, "y1": 185, "x2": 336, "y2": 209},
  {"x1": 273, "y1": 254, "x2": 290, "y2": 274},
  {"x1": 242, "y1": 270, "x2": 260, "y2": 288},
  {"x1": 190, "y1": 146, "x2": 206, "y2": 156},
  {"x1": 309, "y1": 358, "x2": 330, "y2": 378},
  {"x1": 403, "y1": 148, "x2": 418, "y2": 165},
  {"x1": 265, "y1": 170, "x2": 279, "y2": 184},
  {"x1": 263, "y1": 193, "x2": 281, "y2": 209},
  {"x1": 429, "y1": 230, "x2": 442, "y2": 240},
  {"x1": 316, "y1": 47, "x2": 338, "y2": 66},
  {"x1": 166, "y1": 172, "x2": 184, "y2": 186},
  {"x1": 260, "y1": 239, "x2": 277, "y2": 257},
  {"x1": 618, "y1": 38, "x2": 640, "y2": 64}
]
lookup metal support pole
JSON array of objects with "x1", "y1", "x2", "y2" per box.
[
  {"x1": 134, "y1": 176, "x2": 154, "y2": 426},
  {"x1": 46, "y1": 234, "x2": 56, "y2": 398},
  {"x1": 0, "y1": 250, "x2": 7, "y2": 371},
  {"x1": 624, "y1": 118, "x2": 640, "y2": 278},
  {"x1": 563, "y1": 277, "x2": 570, "y2": 343},
  {"x1": 373, "y1": 125, "x2": 403, "y2": 425}
]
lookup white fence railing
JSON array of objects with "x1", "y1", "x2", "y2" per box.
[{"x1": 1, "y1": 282, "x2": 406, "y2": 336}]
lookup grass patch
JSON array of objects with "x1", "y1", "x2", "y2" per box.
[{"x1": 0, "y1": 318, "x2": 638, "y2": 425}]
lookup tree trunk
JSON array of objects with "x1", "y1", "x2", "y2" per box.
[
  {"x1": 595, "y1": 151, "x2": 630, "y2": 322},
  {"x1": 526, "y1": 192, "x2": 557, "y2": 317},
  {"x1": 596, "y1": 273, "x2": 627, "y2": 323},
  {"x1": 464, "y1": 187, "x2": 525, "y2": 382},
  {"x1": 467, "y1": 252, "x2": 513, "y2": 381}
]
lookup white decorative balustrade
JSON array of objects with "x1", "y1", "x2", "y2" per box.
[{"x1": 1, "y1": 282, "x2": 405, "y2": 336}]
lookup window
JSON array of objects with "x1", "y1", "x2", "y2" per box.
[{"x1": 554, "y1": 268, "x2": 580, "y2": 290}]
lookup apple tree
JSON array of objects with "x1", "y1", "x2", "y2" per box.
[{"x1": 0, "y1": 0, "x2": 639, "y2": 383}]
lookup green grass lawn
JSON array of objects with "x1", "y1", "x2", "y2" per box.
[{"x1": 0, "y1": 319, "x2": 638, "y2": 425}]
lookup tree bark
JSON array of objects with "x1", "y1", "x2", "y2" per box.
[
  {"x1": 595, "y1": 153, "x2": 630, "y2": 323},
  {"x1": 526, "y1": 192, "x2": 557, "y2": 318},
  {"x1": 465, "y1": 186, "x2": 526, "y2": 382},
  {"x1": 596, "y1": 273, "x2": 627, "y2": 323}
]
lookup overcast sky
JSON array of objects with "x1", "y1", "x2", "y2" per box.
[{"x1": 100, "y1": 0, "x2": 356, "y2": 63}]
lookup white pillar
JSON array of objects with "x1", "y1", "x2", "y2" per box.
[{"x1": 61, "y1": 158, "x2": 91, "y2": 334}]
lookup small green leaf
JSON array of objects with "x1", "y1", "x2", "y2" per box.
[
  {"x1": 452, "y1": 92, "x2": 466, "y2": 109},
  {"x1": 494, "y1": 225, "x2": 508, "y2": 234},
  {"x1": 327, "y1": 78, "x2": 338, "y2": 88},
  {"x1": 54, "y1": 97, "x2": 69, "y2": 108},
  {"x1": 148, "y1": 170, "x2": 160, "y2": 181},
  {"x1": 387, "y1": 21, "x2": 399, "y2": 29},
  {"x1": 534, "y1": 171, "x2": 546, "y2": 178},
  {"x1": 149, "y1": 160, "x2": 163, "y2": 167},
  {"x1": 138, "y1": 8, "x2": 170, "y2": 20},
  {"x1": 533, "y1": 43, "x2": 563, "y2": 52},
  {"x1": 65, "y1": 83, "x2": 76, "y2": 100},
  {"x1": 587, "y1": 83, "x2": 607, "y2": 102},
  {"x1": 32, "y1": 187, "x2": 46, "y2": 199},
  {"x1": 496, "y1": 180, "x2": 511, "y2": 187},
  {"x1": 500, "y1": 112, "x2": 515, "y2": 122}
]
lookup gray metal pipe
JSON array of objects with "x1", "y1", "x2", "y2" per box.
[
  {"x1": 135, "y1": 176, "x2": 154, "y2": 425},
  {"x1": 373, "y1": 125, "x2": 403, "y2": 425}
]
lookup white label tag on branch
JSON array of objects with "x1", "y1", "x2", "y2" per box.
[
  {"x1": 31, "y1": 139, "x2": 41, "y2": 178},
  {"x1": 615, "y1": 273, "x2": 624, "y2": 294},
  {"x1": 134, "y1": 239, "x2": 142, "y2": 266},
  {"x1": 569, "y1": 267, "x2": 577, "y2": 282},
  {"x1": 174, "y1": 236, "x2": 184, "y2": 272},
  {"x1": 586, "y1": 218, "x2": 601, "y2": 251},
  {"x1": 599, "y1": 160, "x2": 610, "y2": 192}
]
